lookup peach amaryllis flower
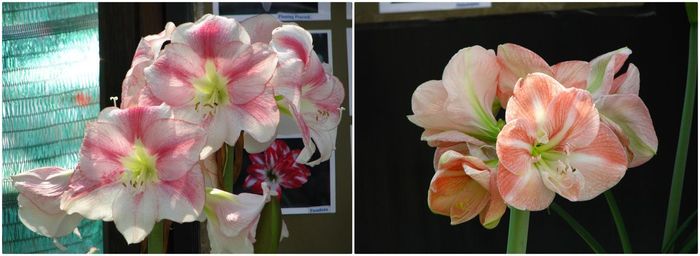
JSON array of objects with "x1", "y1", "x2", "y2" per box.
[
  {"x1": 269, "y1": 25, "x2": 345, "y2": 166},
  {"x1": 60, "y1": 105, "x2": 206, "y2": 244},
  {"x1": 121, "y1": 22, "x2": 175, "y2": 108},
  {"x1": 496, "y1": 73, "x2": 628, "y2": 211},
  {"x1": 497, "y1": 44, "x2": 657, "y2": 167},
  {"x1": 145, "y1": 14, "x2": 279, "y2": 158},
  {"x1": 428, "y1": 147, "x2": 506, "y2": 228},
  {"x1": 244, "y1": 140, "x2": 311, "y2": 196},
  {"x1": 11, "y1": 167, "x2": 83, "y2": 250},
  {"x1": 408, "y1": 46, "x2": 502, "y2": 150}
]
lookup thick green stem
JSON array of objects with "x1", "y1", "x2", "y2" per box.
[
  {"x1": 551, "y1": 203, "x2": 605, "y2": 253},
  {"x1": 662, "y1": 6, "x2": 697, "y2": 250},
  {"x1": 604, "y1": 191, "x2": 632, "y2": 253},
  {"x1": 506, "y1": 207, "x2": 530, "y2": 253},
  {"x1": 222, "y1": 144, "x2": 235, "y2": 192},
  {"x1": 147, "y1": 221, "x2": 165, "y2": 253},
  {"x1": 254, "y1": 196, "x2": 282, "y2": 253}
]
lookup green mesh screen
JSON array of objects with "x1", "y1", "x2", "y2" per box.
[{"x1": 2, "y1": 2, "x2": 103, "y2": 253}]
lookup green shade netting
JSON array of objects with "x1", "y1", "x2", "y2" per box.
[{"x1": 2, "y1": 2, "x2": 103, "y2": 253}]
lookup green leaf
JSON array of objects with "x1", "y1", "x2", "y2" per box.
[
  {"x1": 148, "y1": 221, "x2": 165, "y2": 253},
  {"x1": 679, "y1": 229, "x2": 698, "y2": 253},
  {"x1": 604, "y1": 191, "x2": 632, "y2": 253},
  {"x1": 254, "y1": 196, "x2": 282, "y2": 253},
  {"x1": 663, "y1": 210, "x2": 697, "y2": 253},
  {"x1": 550, "y1": 203, "x2": 606, "y2": 253}
]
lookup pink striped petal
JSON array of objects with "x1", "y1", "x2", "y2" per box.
[
  {"x1": 112, "y1": 187, "x2": 158, "y2": 244},
  {"x1": 79, "y1": 121, "x2": 132, "y2": 182},
  {"x1": 587, "y1": 47, "x2": 632, "y2": 98},
  {"x1": 428, "y1": 151, "x2": 490, "y2": 225},
  {"x1": 241, "y1": 14, "x2": 282, "y2": 44},
  {"x1": 497, "y1": 164, "x2": 555, "y2": 211},
  {"x1": 551, "y1": 60, "x2": 590, "y2": 89},
  {"x1": 545, "y1": 87, "x2": 600, "y2": 149},
  {"x1": 271, "y1": 25, "x2": 314, "y2": 68},
  {"x1": 171, "y1": 14, "x2": 250, "y2": 59},
  {"x1": 60, "y1": 166, "x2": 122, "y2": 221},
  {"x1": 227, "y1": 85, "x2": 279, "y2": 146},
  {"x1": 143, "y1": 118, "x2": 206, "y2": 181},
  {"x1": 497, "y1": 43, "x2": 553, "y2": 107},
  {"x1": 204, "y1": 185, "x2": 270, "y2": 253},
  {"x1": 221, "y1": 43, "x2": 277, "y2": 105},
  {"x1": 157, "y1": 165, "x2": 205, "y2": 223},
  {"x1": 145, "y1": 43, "x2": 204, "y2": 107},
  {"x1": 441, "y1": 46, "x2": 500, "y2": 138},
  {"x1": 505, "y1": 73, "x2": 564, "y2": 126},
  {"x1": 596, "y1": 94, "x2": 657, "y2": 167},
  {"x1": 568, "y1": 123, "x2": 628, "y2": 200},
  {"x1": 610, "y1": 63, "x2": 640, "y2": 95},
  {"x1": 496, "y1": 119, "x2": 536, "y2": 176}
]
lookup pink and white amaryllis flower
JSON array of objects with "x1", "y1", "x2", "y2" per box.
[
  {"x1": 244, "y1": 140, "x2": 311, "y2": 196},
  {"x1": 11, "y1": 167, "x2": 83, "y2": 249},
  {"x1": 496, "y1": 43, "x2": 657, "y2": 167},
  {"x1": 204, "y1": 183, "x2": 288, "y2": 253},
  {"x1": 270, "y1": 25, "x2": 345, "y2": 166},
  {"x1": 60, "y1": 105, "x2": 206, "y2": 244},
  {"x1": 428, "y1": 148, "x2": 506, "y2": 228},
  {"x1": 145, "y1": 14, "x2": 279, "y2": 159},
  {"x1": 408, "y1": 46, "x2": 502, "y2": 151},
  {"x1": 496, "y1": 73, "x2": 629, "y2": 211},
  {"x1": 120, "y1": 22, "x2": 175, "y2": 108}
]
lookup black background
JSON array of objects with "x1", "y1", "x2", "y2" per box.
[{"x1": 355, "y1": 3, "x2": 697, "y2": 253}]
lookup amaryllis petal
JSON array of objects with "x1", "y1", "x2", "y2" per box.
[
  {"x1": 60, "y1": 167, "x2": 120, "y2": 221},
  {"x1": 551, "y1": 60, "x2": 590, "y2": 89},
  {"x1": 171, "y1": 14, "x2": 250, "y2": 59},
  {"x1": 544, "y1": 87, "x2": 600, "y2": 149},
  {"x1": 496, "y1": 119, "x2": 536, "y2": 176},
  {"x1": 505, "y1": 72, "x2": 564, "y2": 126},
  {"x1": 568, "y1": 123, "x2": 628, "y2": 201},
  {"x1": 228, "y1": 85, "x2": 280, "y2": 145},
  {"x1": 407, "y1": 80, "x2": 460, "y2": 132},
  {"x1": 596, "y1": 94, "x2": 658, "y2": 167},
  {"x1": 145, "y1": 43, "x2": 204, "y2": 107},
  {"x1": 204, "y1": 184, "x2": 271, "y2": 253},
  {"x1": 442, "y1": 46, "x2": 500, "y2": 140},
  {"x1": 79, "y1": 121, "x2": 132, "y2": 181},
  {"x1": 157, "y1": 165, "x2": 205, "y2": 223},
  {"x1": 497, "y1": 164, "x2": 555, "y2": 211},
  {"x1": 587, "y1": 47, "x2": 632, "y2": 98},
  {"x1": 143, "y1": 118, "x2": 206, "y2": 181},
  {"x1": 17, "y1": 195, "x2": 83, "y2": 239},
  {"x1": 121, "y1": 22, "x2": 175, "y2": 109},
  {"x1": 221, "y1": 43, "x2": 277, "y2": 105},
  {"x1": 12, "y1": 167, "x2": 83, "y2": 238},
  {"x1": 610, "y1": 63, "x2": 640, "y2": 95},
  {"x1": 497, "y1": 43, "x2": 553, "y2": 107},
  {"x1": 479, "y1": 174, "x2": 507, "y2": 229},
  {"x1": 244, "y1": 132, "x2": 276, "y2": 153},
  {"x1": 241, "y1": 14, "x2": 282, "y2": 44},
  {"x1": 112, "y1": 187, "x2": 158, "y2": 244}
]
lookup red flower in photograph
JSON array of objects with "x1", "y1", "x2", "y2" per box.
[{"x1": 244, "y1": 140, "x2": 311, "y2": 196}]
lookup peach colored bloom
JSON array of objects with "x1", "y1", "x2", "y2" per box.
[
  {"x1": 497, "y1": 44, "x2": 657, "y2": 167},
  {"x1": 496, "y1": 73, "x2": 628, "y2": 211},
  {"x1": 428, "y1": 149, "x2": 505, "y2": 228}
]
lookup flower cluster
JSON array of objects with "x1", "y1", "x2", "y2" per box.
[
  {"x1": 408, "y1": 44, "x2": 657, "y2": 228},
  {"x1": 11, "y1": 14, "x2": 343, "y2": 253}
]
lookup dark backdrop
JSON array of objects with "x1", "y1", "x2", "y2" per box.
[{"x1": 355, "y1": 3, "x2": 697, "y2": 253}]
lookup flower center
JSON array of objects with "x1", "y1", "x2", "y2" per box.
[
  {"x1": 120, "y1": 139, "x2": 159, "y2": 191},
  {"x1": 192, "y1": 60, "x2": 229, "y2": 115}
]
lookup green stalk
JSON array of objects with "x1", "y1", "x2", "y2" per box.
[
  {"x1": 551, "y1": 203, "x2": 606, "y2": 253},
  {"x1": 222, "y1": 144, "x2": 235, "y2": 192},
  {"x1": 604, "y1": 191, "x2": 632, "y2": 253},
  {"x1": 148, "y1": 221, "x2": 165, "y2": 253},
  {"x1": 679, "y1": 229, "x2": 698, "y2": 253},
  {"x1": 663, "y1": 210, "x2": 697, "y2": 252},
  {"x1": 254, "y1": 196, "x2": 282, "y2": 253},
  {"x1": 506, "y1": 207, "x2": 530, "y2": 253},
  {"x1": 662, "y1": 4, "x2": 697, "y2": 250}
]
